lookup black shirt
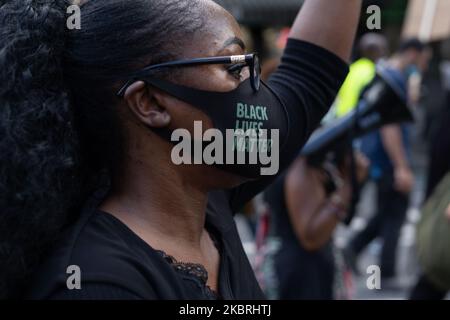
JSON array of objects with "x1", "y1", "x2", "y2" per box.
[{"x1": 27, "y1": 39, "x2": 348, "y2": 300}]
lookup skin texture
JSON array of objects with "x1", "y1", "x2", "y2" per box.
[
  {"x1": 285, "y1": 153, "x2": 369, "y2": 251},
  {"x1": 382, "y1": 48, "x2": 432, "y2": 194},
  {"x1": 289, "y1": 0, "x2": 361, "y2": 62},
  {"x1": 358, "y1": 33, "x2": 389, "y2": 62},
  {"x1": 101, "y1": 1, "x2": 245, "y2": 291},
  {"x1": 381, "y1": 125, "x2": 415, "y2": 194},
  {"x1": 100, "y1": 0, "x2": 362, "y2": 291}
]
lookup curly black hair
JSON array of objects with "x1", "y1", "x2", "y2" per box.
[{"x1": 0, "y1": 0, "x2": 206, "y2": 298}]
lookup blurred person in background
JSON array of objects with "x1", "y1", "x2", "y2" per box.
[
  {"x1": 335, "y1": 33, "x2": 389, "y2": 118},
  {"x1": 345, "y1": 39, "x2": 432, "y2": 283},
  {"x1": 263, "y1": 153, "x2": 369, "y2": 299},
  {"x1": 409, "y1": 62, "x2": 450, "y2": 300},
  {"x1": 424, "y1": 62, "x2": 450, "y2": 199}
]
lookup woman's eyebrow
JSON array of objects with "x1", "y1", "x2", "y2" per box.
[{"x1": 220, "y1": 36, "x2": 246, "y2": 52}]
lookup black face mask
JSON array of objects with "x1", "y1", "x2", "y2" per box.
[{"x1": 143, "y1": 77, "x2": 290, "y2": 178}]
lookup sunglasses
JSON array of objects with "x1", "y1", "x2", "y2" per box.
[{"x1": 116, "y1": 53, "x2": 261, "y2": 97}]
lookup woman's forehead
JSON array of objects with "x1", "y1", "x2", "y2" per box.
[
  {"x1": 201, "y1": 0, "x2": 244, "y2": 48},
  {"x1": 180, "y1": 14, "x2": 244, "y2": 58}
]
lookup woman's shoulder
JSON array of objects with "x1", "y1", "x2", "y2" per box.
[{"x1": 26, "y1": 208, "x2": 162, "y2": 299}]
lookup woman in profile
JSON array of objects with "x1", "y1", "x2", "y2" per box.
[{"x1": 0, "y1": 0, "x2": 361, "y2": 299}]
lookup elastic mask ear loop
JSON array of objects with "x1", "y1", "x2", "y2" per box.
[
  {"x1": 141, "y1": 77, "x2": 254, "y2": 107},
  {"x1": 140, "y1": 77, "x2": 291, "y2": 156},
  {"x1": 140, "y1": 77, "x2": 256, "y2": 131}
]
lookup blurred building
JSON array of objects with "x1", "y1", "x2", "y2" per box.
[
  {"x1": 402, "y1": 0, "x2": 450, "y2": 141},
  {"x1": 403, "y1": 0, "x2": 450, "y2": 42}
]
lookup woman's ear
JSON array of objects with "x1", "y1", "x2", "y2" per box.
[{"x1": 124, "y1": 81, "x2": 171, "y2": 128}]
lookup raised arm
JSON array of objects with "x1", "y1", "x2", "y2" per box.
[
  {"x1": 290, "y1": 0, "x2": 362, "y2": 62},
  {"x1": 284, "y1": 158, "x2": 346, "y2": 251},
  {"x1": 228, "y1": 1, "x2": 362, "y2": 212}
]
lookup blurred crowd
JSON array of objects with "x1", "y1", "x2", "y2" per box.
[{"x1": 234, "y1": 29, "x2": 450, "y2": 300}]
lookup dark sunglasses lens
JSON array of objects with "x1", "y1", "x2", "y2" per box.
[{"x1": 253, "y1": 55, "x2": 261, "y2": 91}]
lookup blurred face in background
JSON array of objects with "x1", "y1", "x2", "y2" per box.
[
  {"x1": 417, "y1": 47, "x2": 433, "y2": 73},
  {"x1": 358, "y1": 33, "x2": 389, "y2": 62}
]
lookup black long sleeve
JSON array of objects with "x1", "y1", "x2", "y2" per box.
[{"x1": 228, "y1": 38, "x2": 349, "y2": 212}]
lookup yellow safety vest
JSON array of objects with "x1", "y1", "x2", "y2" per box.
[{"x1": 335, "y1": 58, "x2": 376, "y2": 118}]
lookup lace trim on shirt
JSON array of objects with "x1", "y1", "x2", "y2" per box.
[{"x1": 156, "y1": 250, "x2": 219, "y2": 299}]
